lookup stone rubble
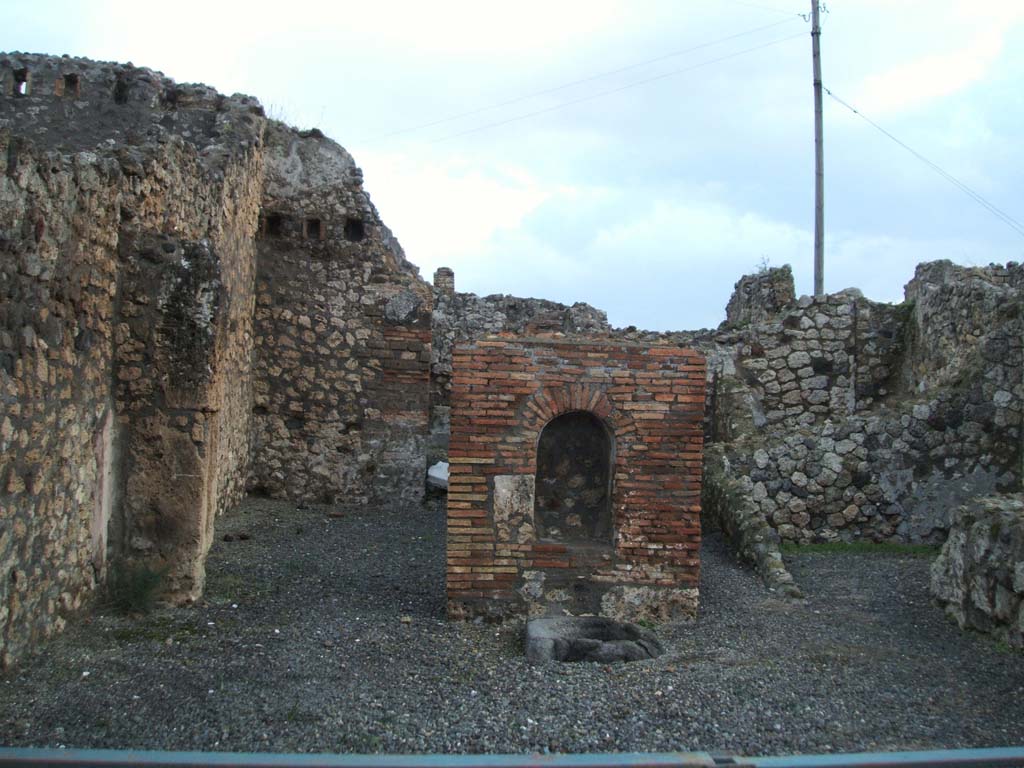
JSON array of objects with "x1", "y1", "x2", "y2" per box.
[{"x1": 931, "y1": 493, "x2": 1024, "y2": 647}]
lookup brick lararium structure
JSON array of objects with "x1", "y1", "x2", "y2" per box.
[{"x1": 446, "y1": 337, "x2": 706, "y2": 623}]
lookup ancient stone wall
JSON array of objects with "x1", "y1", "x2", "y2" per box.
[
  {"x1": 0, "y1": 52, "x2": 445, "y2": 667},
  {"x1": 114, "y1": 137, "x2": 264, "y2": 600},
  {"x1": 1, "y1": 132, "x2": 123, "y2": 667},
  {"x1": 433, "y1": 259, "x2": 1022, "y2": 556},
  {"x1": 0, "y1": 52, "x2": 265, "y2": 663},
  {"x1": 249, "y1": 123, "x2": 432, "y2": 506},
  {"x1": 704, "y1": 261, "x2": 1023, "y2": 549},
  {"x1": 723, "y1": 265, "x2": 796, "y2": 329},
  {"x1": 726, "y1": 290, "x2": 906, "y2": 426},
  {"x1": 702, "y1": 446, "x2": 800, "y2": 598},
  {"x1": 3, "y1": 50, "x2": 1022, "y2": 663},
  {"x1": 931, "y1": 494, "x2": 1024, "y2": 648},
  {"x1": 903, "y1": 260, "x2": 1024, "y2": 393},
  {"x1": 446, "y1": 338, "x2": 705, "y2": 623}
]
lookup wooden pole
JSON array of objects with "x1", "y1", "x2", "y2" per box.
[{"x1": 812, "y1": 0, "x2": 825, "y2": 297}]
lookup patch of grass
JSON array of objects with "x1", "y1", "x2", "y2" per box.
[
  {"x1": 106, "y1": 562, "x2": 168, "y2": 614},
  {"x1": 781, "y1": 540, "x2": 940, "y2": 558},
  {"x1": 205, "y1": 572, "x2": 250, "y2": 600},
  {"x1": 994, "y1": 639, "x2": 1023, "y2": 655},
  {"x1": 108, "y1": 614, "x2": 197, "y2": 643}
]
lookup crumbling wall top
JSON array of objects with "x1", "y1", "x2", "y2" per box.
[
  {"x1": 722, "y1": 264, "x2": 795, "y2": 329},
  {"x1": 258, "y1": 120, "x2": 421, "y2": 280},
  {"x1": 902, "y1": 259, "x2": 1024, "y2": 392},
  {"x1": 0, "y1": 52, "x2": 264, "y2": 170}
]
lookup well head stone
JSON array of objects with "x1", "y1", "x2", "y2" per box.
[{"x1": 525, "y1": 616, "x2": 664, "y2": 664}]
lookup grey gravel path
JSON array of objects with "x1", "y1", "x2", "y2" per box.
[{"x1": 1, "y1": 496, "x2": 1022, "y2": 757}]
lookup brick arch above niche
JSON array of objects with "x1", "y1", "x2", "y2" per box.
[{"x1": 522, "y1": 383, "x2": 626, "y2": 437}]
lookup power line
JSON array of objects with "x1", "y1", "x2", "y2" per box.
[
  {"x1": 365, "y1": 18, "x2": 803, "y2": 143},
  {"x1": 431, "y1": 32, "x2": 806, "y2": 143},
  {"x1": 723, "y1": 0, "x2": 805, "y2": 17},
  {"x1": 824, "y1": 87, "x2": 1024, "y2": 239}
]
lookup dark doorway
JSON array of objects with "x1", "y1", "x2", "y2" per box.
[{"x1": 534, "y1": 411, "x2": 612, "y2": 545}]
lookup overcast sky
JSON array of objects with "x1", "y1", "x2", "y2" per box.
[{"x1": 7, "y1": 1, "x2": 1024, "y2": 329}]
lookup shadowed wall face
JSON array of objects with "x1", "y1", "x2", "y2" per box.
[{"x1": 535, "y1": 412, "x2": 611, "y2": 545}]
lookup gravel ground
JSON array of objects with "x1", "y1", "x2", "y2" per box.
[{"x1": 1, "y1": 495, "x2": 1022, "y2": 757}]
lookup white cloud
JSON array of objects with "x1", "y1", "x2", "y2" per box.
[
  {"x1": 316, "y1": 0, "x2": 626, "y2": 55},
  {"x1": 853, "y1": 27, "x2": 1004, "y2": 116},
  {"x1": 428, "y1": 189, "x2": 816, "y2": 330},
  {"x1": 844, "y1": 1, "x2": 1024, "y2": 118},
  {"x1": 592, "y1": 198, "x2": 808, "y2": 266},
  {"x1": 358, "y1": 150, "x2": 550, "y2": 276}
]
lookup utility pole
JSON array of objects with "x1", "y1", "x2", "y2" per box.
[{"x1": 812, "y1": 0, "x2": 825, "y2": 297}]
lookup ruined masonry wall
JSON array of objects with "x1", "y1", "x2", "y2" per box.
[
  {"x1": 429, "y1": 270, "x2": 610, "y2": 464},
  {"x1": 4, "y1": 49, "x2": 1023, "y2": 664},
  {"x1": 931, "y1": 494, "x2": 1024, "y2": 648},
  {"x1": 723, "y1": 264, "x2": 796, "y2": 329},
  {"x1": 114, "y1": 137, "x2": 264, "y2": 599},
  {"x1": 0, "y1": 52, "x2": 266, "y2": 665},
  {"x1": 1, "y1": 136, "x2": 123, "y2": 668},
  {"x1": 1, "y1": 51, "x2": 438, "y2": 667},
  {"x1": 902, "y1": 260, "x2": 1024, "y2": 394},
  {"x1": 706, "y1": 262, "x2": 1023, "y2": 547},
  {"x1": 249, "y1": 124, "x2": 433, "y2": 506}
]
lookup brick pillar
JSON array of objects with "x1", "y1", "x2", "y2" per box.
[{"x1": 433, "y1": 267, "x2": 455, "y2": 297}]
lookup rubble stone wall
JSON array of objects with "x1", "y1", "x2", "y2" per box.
[
  {"x1": 1, "y1": 51, "x2": 442, "y2": 666},
  {"x1": 114, "y1": 141, "x2": 265, "y2": 602},
  {"x1": 704, "y1": 262, "x2": 1023, "y2": 548},
  {"x1": 702, "y1": 445, "x2": 800, "y2": 598},
  {"x1": 248, "y1": 124, "x2": 433, "y2": 506},
  {"x1": 931, "y1": 494, "x2": 1024, "y2": 647},
  {"x1": 902, "y1": 260, "x2": 1024, "y2": 394},
  {"x1": 0, "y1": 53, "x2": 269, "y2": 665},
  {"x1": 3, "y1": 50, "x2": 1023, "y2": 662},
  {"x1": 1, "y1": 52, "x2": 443, "y2": 666},
  {"x1": 0, "y1": 132, "x2": 123, "y2": 667},
  {"x1": 723, "y1": 264, "x2": 796, "y2": 329}
]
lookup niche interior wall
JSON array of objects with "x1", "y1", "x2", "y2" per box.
[{"x1": 446, "y1": 337, "x2": 706, "y2": 623}]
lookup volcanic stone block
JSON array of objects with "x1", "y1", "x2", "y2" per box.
[
  {"x1": 494, "y1": 474, "x2": 536, "y2": 544},
  {"x1": 525, "y1": 616, "x2": 664, "y2": 664}
]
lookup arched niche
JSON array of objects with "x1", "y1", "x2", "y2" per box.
[{"x1": 534, "y1": 411, "x2": 613, "y2": 546}]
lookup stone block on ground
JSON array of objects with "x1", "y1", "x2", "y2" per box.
[
  {"x1": 525, "y1": 616, "x2": 663, "y2": 664},
  {"x1": 931, "y1": 493, "x2": 1024, "y2": 648}
]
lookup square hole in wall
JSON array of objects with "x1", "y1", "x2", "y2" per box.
[
  {"x1": 263, "y1": 213, "x2": 284, "y2": 237},
  {"x1": 113, "y1": 76, "x2": 129, "y2": 105},
  {"x1": 62, "y1": 73, "x2": 80, "y2": 98},
  {"x1": 13, "y1": 68, "x2": 29, "y2": 97},
  {"x1": 344, "y1": 217, "x2": 366, "y2": 242},
  {"x1": 304, "y1": 218, "x2": 322, "y2": 240}
]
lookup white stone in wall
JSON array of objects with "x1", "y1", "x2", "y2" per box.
[
  {"x1": 427, "y1": 461, "x2": 449, "y2": 489},
  {"x1": 493, "y1": 474, "x2": 536, "y2": 544}
]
